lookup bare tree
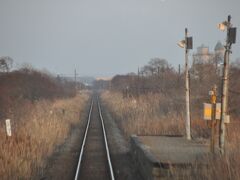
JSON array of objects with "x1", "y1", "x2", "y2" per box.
[
  {"x1": 140, "y1": 58, "x2": 172, "y2": 76},
  {"x1": 0, "y1": 56, "x2": 13, "y2": 72},
  {"x1": 149, "y1": 58, "x2": 170, "y2": 70}
]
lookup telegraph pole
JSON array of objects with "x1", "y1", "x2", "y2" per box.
[
  {"x1": 138, "y1": 67, "x2": 140, "y2": 96},
  {"x1": 185, "y1": 28, "x2": 191, "y2": 140},
  {"x1": 178, "y1": 64, "x2": 181, "y2": 75},
  {"x1": 74, "y1": 69, "x2": 77, "y2": 94}
]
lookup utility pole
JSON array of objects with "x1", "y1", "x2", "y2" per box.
[
  {"x1": 138, "y1": 67, "x2": 140, "y2": 96},
  {"x1": 178, "y1": 64, "x2": 181, "y2": 75},
  {"x1": 185, "y1": 28, "x2": 191, "y2": 140},
  {"x1": 74, "y1": 69, "x2": 77, "y2": 94},
  {"x1": 218, "y1": 15, "x2": 237, "y2": 154}
]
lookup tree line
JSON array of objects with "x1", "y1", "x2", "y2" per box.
[
  {"x1": 108, "y1": 57, "x2": 240, "y2": 118},
  {"x1": 0, "y1": 64, "x2": 82, "y2": 120}
]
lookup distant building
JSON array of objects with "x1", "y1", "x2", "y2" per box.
[
  {"x1": 95, "y1": 77, "x2": 112, "y2": 81},
  {"x1": 191, "y1": 41, "x2": 225, "y2": 77},
  {"x1": 192, "y1": 45, "x2": 212, "y2": 65}
]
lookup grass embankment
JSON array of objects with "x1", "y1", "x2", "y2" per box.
[
  {"x1": 101, "y1": 91, "x2": 240, "y2": 180},
  {"x1": 0, "y1": 92, "x2": 89, "y2": 179}
]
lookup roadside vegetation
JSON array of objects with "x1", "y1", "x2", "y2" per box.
[
  {"x1": 0, "y1": 66, "x2": 89, "y2": 179},
  {"x1": 101, "y1": 58, "x2": 240, "y2": 180}
]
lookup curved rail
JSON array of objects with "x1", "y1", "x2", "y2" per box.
[{"x1": 74, "y1": 100, "x2": 93, "y2": 180}]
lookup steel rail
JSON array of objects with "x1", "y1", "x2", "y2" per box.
[
  {"x1": 97, "y1": 98, "x2": 115, "y2": 180},
  {"x1": 74, "y1": 100, "x2": 93, "y2": 180}
]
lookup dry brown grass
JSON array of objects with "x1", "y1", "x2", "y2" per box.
[
  {"x1": 101, "y1": 90, "x2": 240, "y2": 180},
  {"x1": 102, "y1": 91, "x2": 185, "y2": 137},
  {"x1": 0, "y1": 91, "x2": 89, "y2": 179}
]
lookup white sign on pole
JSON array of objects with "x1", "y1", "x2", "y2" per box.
[{"x1": 5, "y1": 119, "x2": 12, "y2": 137}]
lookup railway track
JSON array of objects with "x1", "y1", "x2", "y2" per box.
[{"x1": 74, "y1": 97, "x2": 115, "y2": 180}]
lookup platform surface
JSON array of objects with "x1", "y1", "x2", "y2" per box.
[{"x1": 138, "y1": 136, "x2": 209, "y2": 165}]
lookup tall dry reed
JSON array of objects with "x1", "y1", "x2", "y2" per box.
[
  {"x1": 101, "y1": 91, "x2": 185, "y2": 137},
  {"x1": 0, "y1": 92, "x2": 89, "y2": 179},
  {"x1": 101, "y1": 90, "x2": 240, "y2": 180}
]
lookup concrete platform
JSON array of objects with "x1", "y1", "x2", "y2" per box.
[{"x1": 130, "y1": 135, "x2": 209, "y2": 180}]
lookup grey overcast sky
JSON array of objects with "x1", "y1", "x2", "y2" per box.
[{"x1": 0, "y1": 0, "x2": 239, "y2": 77}]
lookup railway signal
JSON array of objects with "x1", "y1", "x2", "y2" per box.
[
  {"x1": 178, "y1": 28, "x2": 193, "y2": 140},
  {"x1": 218, "y1": 15, "x2": 237, "y2": 154}
]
